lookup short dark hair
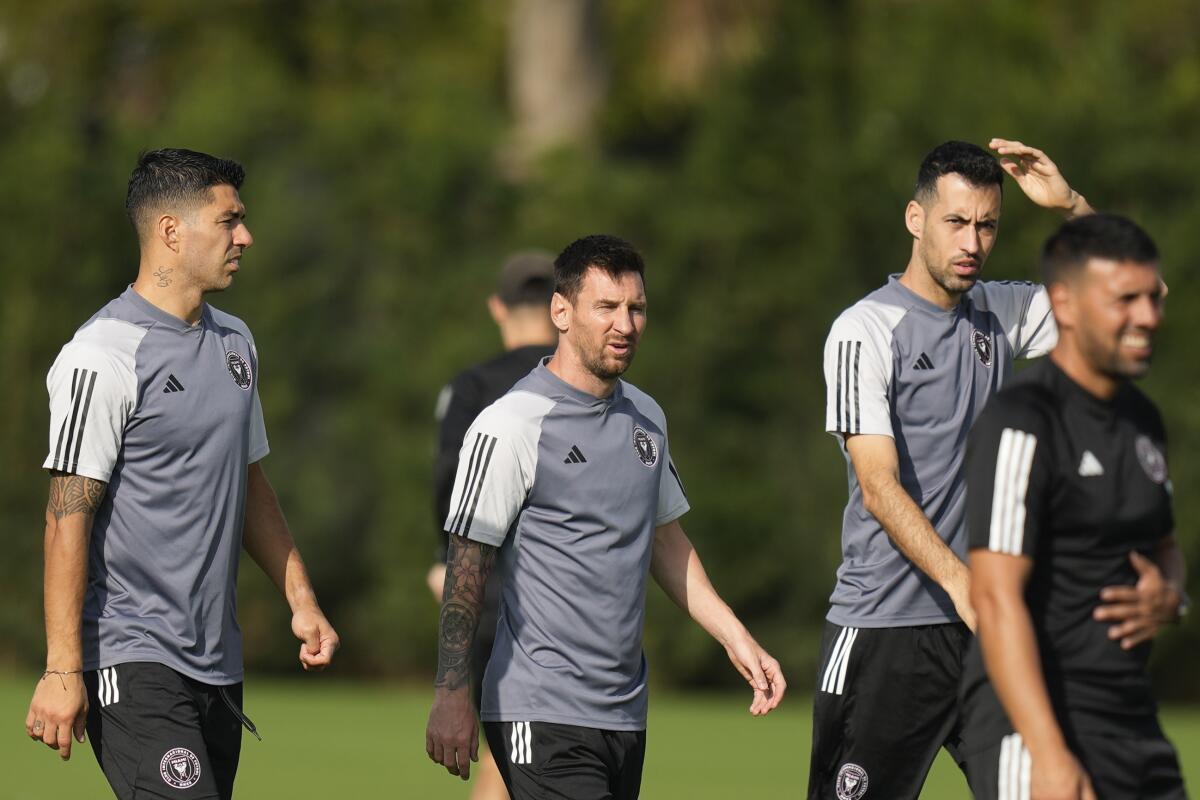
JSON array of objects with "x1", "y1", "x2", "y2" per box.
[
  {"x1": 914, "y1": 140, "x2": 1003, "y2": 204},
  {"x1": 126, "y1": 148, "x2": 245, "y2": 235},
  {"x1": 496, "y1": 250, "x2": 556, "y2": 308},
  {"x1": 1041, "y1": 213, "x2": 1159, "y2": 285},
  {"x1": 554, "y1": 234, "x2": 645, "y2": 301}
]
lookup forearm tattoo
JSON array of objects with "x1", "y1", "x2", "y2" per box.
[
  {"x1": 46, "y1": 471, "x2": 106, "y2": 520},
  {"x1": 434, "y1": 536, "x2": 496, "y2": 691}
]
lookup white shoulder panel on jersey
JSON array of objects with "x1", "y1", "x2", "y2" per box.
[
  {"x1": 445, "y1": 389, "x2": 556, "y2": 546},
  {"x1": 971, "y1": 281, "x2": 1058, "y2": 359},
  {"x1": 823, "y1": 299, "x2": 905, "y2": 438},
  {"x1": 43, "y1": 318, "x2": 146, "y2": 482},
  {"x1": 208, "y1": 305, "x2": 270, "y2": 463}
]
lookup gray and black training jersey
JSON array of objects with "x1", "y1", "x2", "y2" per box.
[
  {"x1": 444, "y1": 360, "x2": 690, "y2": 730},
  {"x1": 43, "y1": 286, "x2": 269, "y2": 684},
  {"x1": 962, "y1": 358, "x2": 1173, "y2": 735},
  {"x1": 822, "y1": 275, "x2": 1055, "y2": 628}
]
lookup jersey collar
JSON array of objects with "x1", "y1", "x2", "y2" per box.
[
  {"x1": 122, "y1": 285, "x2": 208, "y2": 334},
  {"x1": 888, "y1": 274, "x2": 966, "y2": 318},
  {"x1": 535, "y1": 358, "x2": 625, "y2": 407}
]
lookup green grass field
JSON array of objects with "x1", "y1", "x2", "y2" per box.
[{"x1": 1, "y1": 672, "x2": 1195, "y2": 798}]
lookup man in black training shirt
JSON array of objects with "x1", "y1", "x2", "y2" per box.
[
  {"x1": 427, "y1": 250, "x2": 557, "y2": 800},
  {"x1": 962, "y1": 214, "x2": 1189, "y2": 799}
]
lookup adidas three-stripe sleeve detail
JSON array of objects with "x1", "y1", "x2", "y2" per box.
[
  {"x1": 823, "y1": 309, "x2": 895, "y2": 439},
  {"x1": 43, "y1": 323, "x2": 143, "y2": 482},
  {"x1": 966, "y1": 398, "x2": 1051, "y2": 558},
  {"x1": 987, "y1": 429, "x2": 1038, "y2": 555},
  {"x1": 443, "y1": 391, "x2": 553, "y2": 547}
]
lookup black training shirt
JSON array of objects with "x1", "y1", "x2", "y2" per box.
[{"x1": 961, "y1": 356, "x2": 1173, "y2": 735}]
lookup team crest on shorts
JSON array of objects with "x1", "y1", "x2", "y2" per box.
[
  {"x1": 835, "y1": 762, "x2": 869, "y2": 799},
  {"x1": 971, "y1": 329, "x2": 993, "y2": 367},
  {"x1": 226, "y1": 351, "x2": 253, "y2": 390},
  {"x1": 160, "y1": 747, "x2": 201, "y2": 789},
  {"x1": 1136, "y1": 435, "x2": 1167, "y2": 484},
  {"x1": 632, "y1": 426, "x2": 658, "y2": 467}
]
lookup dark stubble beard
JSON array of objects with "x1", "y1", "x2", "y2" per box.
[
  {"x1": 582, "y1": 343, "x2": 636, "y2": 382},
  {"x1": 920, "y1": 241, "x2": 977, "y2": 299}
]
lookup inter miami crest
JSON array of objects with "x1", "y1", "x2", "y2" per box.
[
  {"x1": 160, "y1": 747, "x2": 201, "y2": 789},
  {"x1": 632, "y1": 426, "x2": 658, "y2": 468},
  {"x1": 835, "y1": 762, "x2": 869, "y2": 799},
  {"x1": 226, "y1": 351, "x2": 253, "y2": 390},
  {"x1": 971, "y1": 328, "x2": 993, "y2": 367},
  {"x1": 1136, "y1": 435, "x2": 1168, "y2": 484}
]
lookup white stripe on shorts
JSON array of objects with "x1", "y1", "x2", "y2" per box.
[
  {"x1": 998, "y1": 733, "x2": 1031, "y2": 800},
  {"x1": 510, "y1": 721, "x2": 532, "y2": 765},
  {"x1": 820, "y1": 626, "x2": 859, "y2": 695}
]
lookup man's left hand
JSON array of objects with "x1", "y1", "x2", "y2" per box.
[
  {"x1": 1094, "y1": 551, "x2": 1181, "y2": 649},
  {"x1": 292, "y1": 606, "x2": 340, "y2": 670},
  {"x1": 989, "y1": 139, "x2": 1094, "y2": 218},
  {"x1": 722, "y1": 631, "x2": 786, "y2": 716}
]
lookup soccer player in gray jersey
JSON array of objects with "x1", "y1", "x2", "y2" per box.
[
  {"x1": 425, "y1": 234, "x2": 786, "y2": 799},
  {"x1": 25, "y1": 149, "x2": 339, "y2": 799},
  {"x1": 808, "y1": 139, "x2": 1103, "y2": 800}
]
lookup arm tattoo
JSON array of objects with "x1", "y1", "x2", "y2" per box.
[
  {"x1": 434, "y1": 535, "x2": 497, "y2": 691},
  {"x1": 46, "y1": 471, "x2": 107, "y2": 520}
]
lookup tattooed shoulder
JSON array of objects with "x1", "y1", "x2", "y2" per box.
[{"x1": 47, "y1": 471, "x2": 107, "y2": 519}]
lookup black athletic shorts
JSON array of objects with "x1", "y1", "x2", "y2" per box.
[
  {"x1": 84, "y1": 662, "x2": 254, "y2": 800},
  {"x1": 483, "y1": 720, "x2": 646, "y2": 800},
  {"x1": 962, "y1": 724, "x2": 1187, "y2": 799},
  {"x1": 807, "y1": 621, "x2": 971, "y2": 800}
]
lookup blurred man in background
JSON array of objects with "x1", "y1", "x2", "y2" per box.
[
  {"x1": 963, "y1": 214, "x2": 1187, "y2": 800},
  {"x1": 427, "y1": 250, "x2": 558, "y2": 800},
  {"x1": 25, "y1": 148, "x2": 339, "y2": 799},
  {"x1": 809, "y1": 139, "x2": 1179, "y2": 799}
]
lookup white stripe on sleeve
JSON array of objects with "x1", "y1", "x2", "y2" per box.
[{"x1": 988, "y1": 429, "x2": 1038, "y2": 555}]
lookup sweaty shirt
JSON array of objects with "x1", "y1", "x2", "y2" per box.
[
  {"x1": 822, "y1": 276, "x2": 1056, "y2": 628},
  {"x1": 961, "y1": 357, "x2": 1173, "y2": 736},
  {"x1": 43, "y1": 286, "x2": 268, "y2": 684},
  {"x1": 444, "y1": 360, "x2": 689, "y2": 730}
]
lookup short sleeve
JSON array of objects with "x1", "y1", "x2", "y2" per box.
[
  {"x1": 443, "y1": 400, "x2": 542, "y2": 547},
  {"x1": 980, "y1": 282, "x2": 1058, "y2": 359},
  {"x1": 247, "y1": 338, "x2": 269, "y2": 463},
  {"x1": 824, "y1": 312, "x2": 894, "y2": 438},
  {"x1": 656, "y1": 444, "x2": 690, "y2": 526},
  {"x1": 43, "y1": 341, "x2": 137, "y2": 482},
  {"x1": 965, "y1": 396, "x2": 1053, "y2": 557}
]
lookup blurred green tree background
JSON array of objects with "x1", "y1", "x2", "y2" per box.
[{"x1": 1, "y1": 0, "x2": 1197, "y2": 698}]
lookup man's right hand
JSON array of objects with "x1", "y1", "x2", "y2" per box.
[
  {"x1": 426, "y1": 687, "x2": 479, "y2": 781},
  {"x1": 1031, "y1": 749, "x2": 1096, "y2": 800},
  {"x1": 26, "y1": 670, "x2": 87, "y2": 760}
]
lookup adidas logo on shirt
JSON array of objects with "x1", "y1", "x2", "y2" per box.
[
  {"x1": 162, "y1": 374, "x2": 186, "y2": 394},
  {"x1": 913, "y1": 353, "x2": 935, "y2": 370},
  {"x1": 1078, "y1": 450, "x2": 1104, "y2": 477},
  {"x1": 563, "y1": 445, "x2": 587, "y2": 464}
]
